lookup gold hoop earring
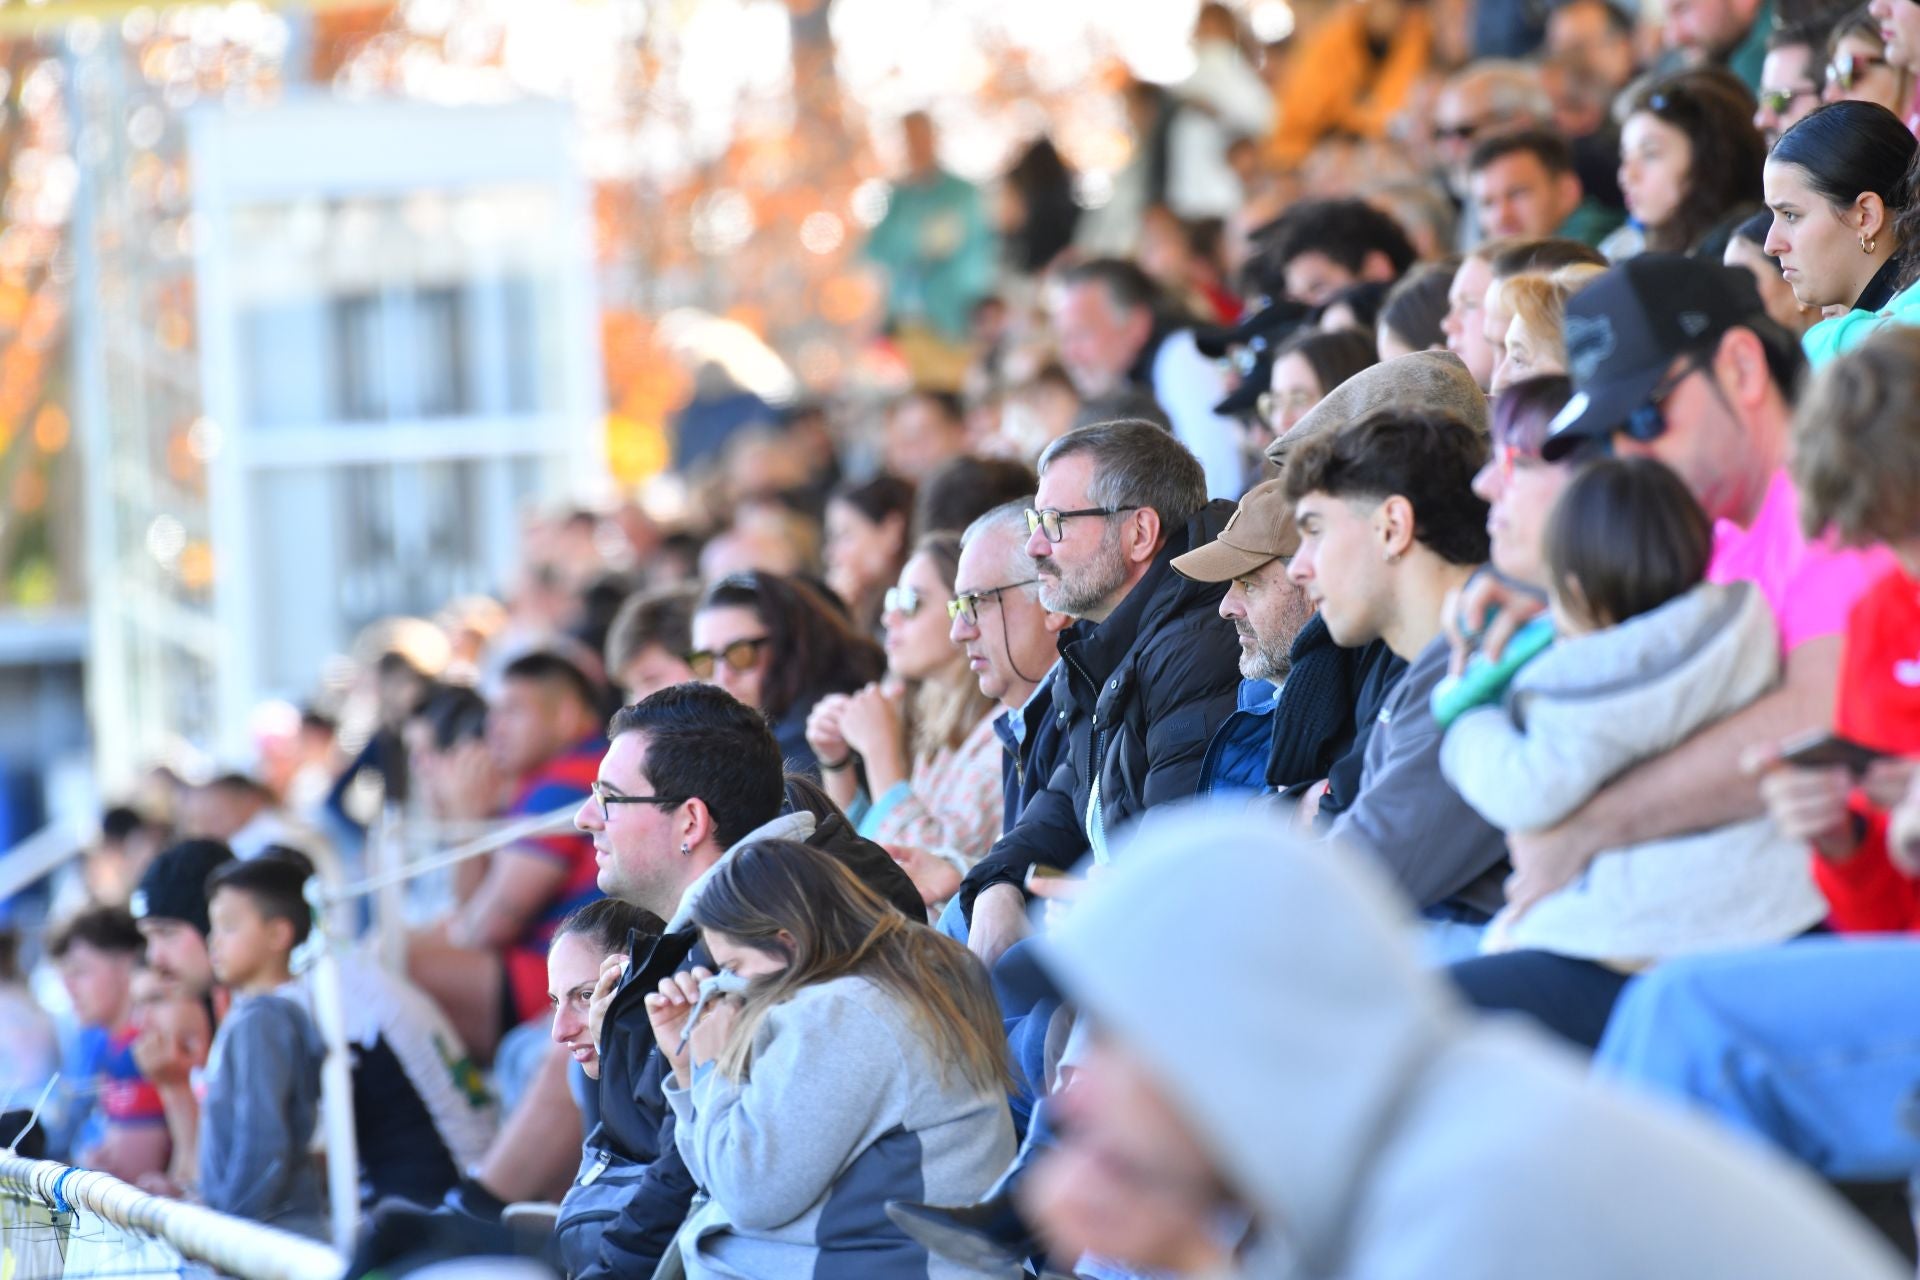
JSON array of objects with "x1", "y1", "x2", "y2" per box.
[{"x1": 1862, "y1": 235, "x2": 1877, "y2": 254}]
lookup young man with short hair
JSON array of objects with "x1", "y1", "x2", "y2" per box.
[
  {"x1": 409, "y1": 650, "x2": 609, "y2": 1063},
  {"x1": 1467, "y1": 129, "x2": 1622, "y2": 245},
  {"x1": 1284, "y1": 408, "x2": 1507, "y2": 950}
]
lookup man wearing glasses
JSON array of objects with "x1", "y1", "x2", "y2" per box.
[
  {"x1": 1753, "y1": 19, "x2": 1826, "y2": 144},
  {"x1": 555, "y1": 683, "x2": 922, "y2": 1279},
  {"x1": 948, "y1": 501, "x2": 1072, "y2": 839},
  {"x1": 955, "y1": 420, "x2": 1243, "y2": 968},
  {"x1": 1476, "y1": 256, "x2": 1896, "y2": 919}
]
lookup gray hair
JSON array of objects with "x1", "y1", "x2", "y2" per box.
[
  {"x1": 1037, "y1": 419, "x2": 1208, "y2": 533},
  {"x1": 960, "y1": 499, "x2": 1037, "y2": 584}
]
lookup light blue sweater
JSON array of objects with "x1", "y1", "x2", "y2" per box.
[{"x1": 1803, "y1": 278, "x2": 1920, "y2": 366}]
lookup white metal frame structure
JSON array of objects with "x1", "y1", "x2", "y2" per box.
[{"x1": 78, "y1": 90, "x2": 603, "y2": 786}]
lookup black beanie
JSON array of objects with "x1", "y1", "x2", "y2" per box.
[{"x1": 130, "y1": 839, "x2": 236, "y2": 937}]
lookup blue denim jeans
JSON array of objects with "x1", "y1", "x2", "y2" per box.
[{"x1": 1595, "y1": 936, "x2": 1920, "y2": 1181}]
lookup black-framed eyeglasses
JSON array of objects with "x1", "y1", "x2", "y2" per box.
[
  {"x1": 1025, "y1": 505, "x2": 1141, "y2": 544},
  {"x1": 1434, "y1": 119, "x2": 1486, "y2": 144},
  {"x1": 687, "y1": 636, "x2": 771, "y2": 678},
  {"x1": 883, "y1": 586, "x2": 923, "y2": 618},
  {"x1": 1758, "y1": 83, "x2": 1820, "y2": 114},
  {"x1": 590, "y1": 781, "x2": 687, "y2": 821},
  {"x1": 947, "y1": 579, "x2": 1040, "y2": 625},
  {"x1": 1624, "y1": 356, "x2": 1707, "y2": 444},
  {"x1": 1828, "y1": 50, "x2": 1891, "y2": 91}
]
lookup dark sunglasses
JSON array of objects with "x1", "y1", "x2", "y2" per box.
[
  {"x1": 1624, "y1": 357, "x2": 1707, "y2": 444},
  {"x1": 687, "y1": 636, "x2": 771, "y2": 678}
]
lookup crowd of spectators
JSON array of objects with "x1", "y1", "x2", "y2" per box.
[{"x1": 14, "y1": 0, "x2": 1920, "y2": 1274}]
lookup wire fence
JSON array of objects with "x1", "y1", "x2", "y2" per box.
[{"x1": 0, "y1": 1154, "x2": 343, "y2": 1280}]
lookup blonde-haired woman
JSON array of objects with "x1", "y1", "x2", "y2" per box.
[
  {"x1": 646, "y1": 839, "x2": 1017, "y2": 1280},
  {"x1": 806, "y1": 532, "x2": 1003, "y2": 908},
  {"x1": 1489, "y1": 264, "x2": 1605, "y2": 394}
]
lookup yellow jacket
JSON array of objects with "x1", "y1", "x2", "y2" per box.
[{"x1": 1267, "y1": 5, "x2": 1433, "y2": 168}]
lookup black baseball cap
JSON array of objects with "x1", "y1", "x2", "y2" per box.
[
  {"x1": 1541, "y1": 254, "x2": 1767, "y2": 462},
  {"x1": 1193, "y1": 297, "x2": 1312, "y2": 359},
  {"x1": 131, "y1": 839, "x2": 236, "y2": 936},
  {"x1": 1214, "y1": 349, "x2": 1275, "y2": 416}
]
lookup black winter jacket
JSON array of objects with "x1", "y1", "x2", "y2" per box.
[
  {"x1": 550, "y1": 810, "x2": 922, "y2": 1279},
  {"x1": 959, "y1": 500, "x2": 1243, "y2": 917}
]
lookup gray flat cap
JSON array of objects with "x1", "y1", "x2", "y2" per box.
[{"x1": 1265, "y1": 350, "x2": 1488, "y2": 468}]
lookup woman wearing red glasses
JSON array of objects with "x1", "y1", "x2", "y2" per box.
[
  {"x1": 806, "y1": 533, "x2": 1003, "y2": 909},
  {"x1": 688, "y1": 573, "x2": 883, "y2": 777}
]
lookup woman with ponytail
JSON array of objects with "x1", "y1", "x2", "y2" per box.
[
  {"x1": 644, "y1": 839, "x2": 1016, "y2": 1279},
  {"x1": 1769, "y1": 101, "x2": 1920, "y2": 363}
]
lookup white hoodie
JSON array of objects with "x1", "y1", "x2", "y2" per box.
[{"x1": 1039, "y1": 805, "x2": 1905, "y2": 1280}]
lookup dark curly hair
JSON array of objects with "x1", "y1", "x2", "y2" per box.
[{"x1": 1261, "y1": 198, "x2": 1419, "y2": 281}]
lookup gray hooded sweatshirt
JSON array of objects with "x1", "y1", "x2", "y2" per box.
[
  {"x1": 1039, "y1": 805, "x2": 1907, "y2": 1280},
  {"x1": 663, "y1": 973, "x2": 1017, "y2": 1279}
]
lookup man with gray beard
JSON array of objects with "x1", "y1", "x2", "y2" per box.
[
  {"x1": 956, "y1": 419, "x2": 1242, "y2": 968},
  {"x1": 1172, "y1": 477, "x2": 1405, "y2": 802}
]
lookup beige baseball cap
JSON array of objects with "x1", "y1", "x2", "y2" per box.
[{"x1": 1172, "y1": 478, "x2": 1301, "y2": 583}]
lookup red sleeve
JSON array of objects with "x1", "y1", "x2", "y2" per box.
[{"x1": 1814, "y1": 801, "x2": 1920, "y2": 933}]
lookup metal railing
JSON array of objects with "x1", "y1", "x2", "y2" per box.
[
  {"x1": 1, "y1": 802, "x2": 578, "y2": 1258},
  {"x1": 0, "y1": 1154, "x2": 343, "y2": 1280}
]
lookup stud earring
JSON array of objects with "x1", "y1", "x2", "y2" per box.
[{"x1": 680, "y1": 842, "x2": 691, "y2": 857}]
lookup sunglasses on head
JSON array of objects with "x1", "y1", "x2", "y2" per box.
[{"x1": 686, "y1": 636, "x2": 771, "y2": 678}]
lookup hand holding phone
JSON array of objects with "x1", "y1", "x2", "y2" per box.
[{"x1": 1776, "y1": 731, "x2": 1888, "y2": 777}]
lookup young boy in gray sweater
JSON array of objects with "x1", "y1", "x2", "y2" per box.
[{"x1": 199, "y1": 856, "x2": 326, "y2": 1239}]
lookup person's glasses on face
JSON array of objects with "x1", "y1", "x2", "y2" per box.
[
  {"x1": 1624, "y1": 357, "x2": 1707, "y2": 444},
  {"x1": 1759, "y1": 83, "x2": 1820, "y2": 113},
  {"x1": 1025, "y1": 505, "x2": 1142, "y2": 544},
  {"x1": 1256, "y1": 389, "x2": 1318, "y2": 433},
  {"x1": 883, "y1": 586, "x2": 923, "y2": 618},
  {"x1": 948, "y1": 580, "x2": 1040, "y2": 626},
  {"x1": 1435, "y1": 119, "x2": 1486, "y2": 145},
  {"x1": 589, "y1": 780, "x2": 687, "y2": 823},
  {"x1": 686, "y1": 636, "x2": 771, "y2": 679}
]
